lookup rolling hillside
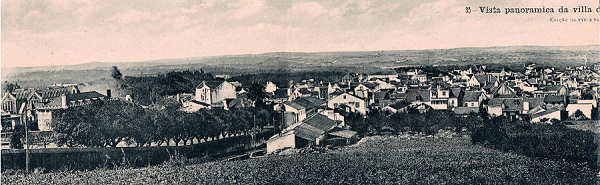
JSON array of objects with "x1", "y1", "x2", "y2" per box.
[{"x1": 3, "y1": 45, "x2": 599, "y2": 88}]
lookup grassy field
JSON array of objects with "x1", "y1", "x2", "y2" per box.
[{"x1": 3, "y1": 136, "x2": 597, "y2": 184}]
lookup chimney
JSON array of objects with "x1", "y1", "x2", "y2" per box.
[
  {"x1": 106, "y1": 89, "x2": 112, "y2": 98},
  {"x1": 61, "y1": 94, "x2": 67, "y2": 109}
]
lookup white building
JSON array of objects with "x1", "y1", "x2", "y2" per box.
[
  {"x1": 194, "y1": 80, "x2": 237, "y2": 106},
  {"x1": 328, "y1": 93, "x2": 367, "y2": 115},
  {"x1": 566, "y1": 103, "x2": 593, "y2": 120}
]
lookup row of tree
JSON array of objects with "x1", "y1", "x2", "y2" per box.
[
  {"x1": 49, "y1": 100, "x2": 278, "y2": 148},
  {"x1": 344, "y1": 108, "x2": 484, "y2": 136}
]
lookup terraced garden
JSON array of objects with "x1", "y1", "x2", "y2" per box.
[{"x1": 3, "y1": 136, "x2": 597, "y2": 184}]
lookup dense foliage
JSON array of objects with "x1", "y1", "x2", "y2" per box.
[
  {"x1": 344, "y1": 109, "x2": 481, "y2": 136},
  {"x1": 471, "y1": 116, "x2": 598, "y2": 168},
  {"x1": 9, "y1": 124, "x2": 25, "y2": 149},
  {"x1": 2, "y1": 81, "x2": 21, "y2": 93},
  {"x1": 121, "y1": 70, "x2": 214, "y2": 105},
  {"x1": 50, "y1": 100, "x2": 278, "y2": 148},
  {"x1": 4, "y1": 137, "x2": 596, "y2": 184}
]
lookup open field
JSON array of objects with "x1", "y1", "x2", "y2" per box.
[{"x1": 3, "y1": 136, "x2": 597, "y2": 184}]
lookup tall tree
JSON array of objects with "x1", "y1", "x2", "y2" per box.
[
  {"x1": 2, "y1": 81, "x2": 20, "y2": 93},
  {"x1": 111, "y1": 66, "x2": 123, "y2": 80},
  {"x1": 248, "y1": 83, "x2": 267, "y2": 109}
]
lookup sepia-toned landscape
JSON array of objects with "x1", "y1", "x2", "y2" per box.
[{"x1": 2, "y1": 0, "x2": 600, "y2": 184}]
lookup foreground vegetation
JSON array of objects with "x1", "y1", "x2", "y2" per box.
[
  {"x1": 45, "y1": 100, "x2": 277, "y2": 148},
  {"x1": 4, "y1": 136, "x2": 596, "y2": 184},
  {"x1": 472, "y1": 117, "x2": 598, "y2": 167}
]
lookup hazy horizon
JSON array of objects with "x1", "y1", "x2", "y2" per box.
[
  {"x1": 3, "y1": 44, "x2": 599, "y2": 68},
  {"x1": 3, "y1": 0, "x2": 599, "y2": 68}
]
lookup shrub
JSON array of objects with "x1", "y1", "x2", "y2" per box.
[{"x1": 10, "y1": 124, "x2": 24, "y2": 149}]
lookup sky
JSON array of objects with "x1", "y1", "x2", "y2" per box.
[{"x1": 2, "y1": 0, "x2": 599, "y2": 67}]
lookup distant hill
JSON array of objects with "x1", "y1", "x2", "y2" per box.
[{"x1": 3, "y1": 45, "x2": 599, "y2": 88}]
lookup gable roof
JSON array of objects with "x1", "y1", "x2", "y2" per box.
[
  {"x1": 6, "y1": 87, "x2": 77, "y2": 101},
  {"x1": 294, "y1": 123, "x2": 324, "y2": 141},
  {"x1": 11, "y1": 89, "x2": 34, "y2": 100},
  {"x1": 463, "y1": 91, "x2": 482, "y2": 102},
  {"x1": 362, "y1": 82, "x2": 378, "y2": 89},
  {"x1": 303, "y1": 113, "x2": 338, "y2": 131},
  {"x1": 284, "y1": 96, "x2": 325, "y2": 110},
  {"x1": 473, "y1": 74, "x2": 497, "y2": 85},
  {"x1": 197, "y1": 80, "x2": 228, "y2": 89},
  {"x1": 66, "y1": 91, "x2": 105, "y2": 102},
  {"x1": 328, "y1": 130, "x2": 357, "y2": 138},
  {"x1": 405, "y1": 89, "x2": 430, "y2": 102},
  {"x1": 38, "y1": 87, "x2": 75, "y2": 99},
  {"x1": 34, "y1": 91, "x2": 106, "y2": 110},
  {"x1": 293, "y1": 113, "x2": 339, "y2": 141},
  {"x1": 450, "y1": 88, "x2": 463, "y2": 98},
  {"x1": 331, "y1": 92, "x2": 364, "y2": 100},
  {"x1": 531, "y1": 105, "x2": 564, "y2": 119},
  {"x1": 492, "y1": 82, "x2": 516, "y2": 97}
]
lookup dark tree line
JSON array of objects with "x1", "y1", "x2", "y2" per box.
[
  {"x1": 343, "y1": 108, "x2": 484, "y2": 136},
  {"x1": 471, "y1": 116, "x2": 597, "y2": 168},
  {"x1": 120, "y1": 70, "x2": 215, "y2": 105},
  {"x1": 2, "y1": 81, "x2": 21, "y2": 93},
  {"x1": 50, "y1": 100, "x2": 278, "y2": 148}
]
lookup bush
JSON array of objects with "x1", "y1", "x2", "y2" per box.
[
  {"x1": 471, "y1": 117, "x2": 597, "y2": 168},
  {"x1": 10, "y1": 124, "x2": 24, "y2": 149}
]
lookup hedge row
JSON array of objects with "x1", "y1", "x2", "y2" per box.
[{"x1": 471, "y1": 117, "x2": 598, "y2": 168}]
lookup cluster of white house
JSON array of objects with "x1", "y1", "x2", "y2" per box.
[
  {"x1": 262, "y1": 64, "x2": 600, "y2": 153},
  {"x1": 3, "y1": 63, "x2": 599, "y2": 152},
  {"x1": 1, "y1": 85, "x2": 109, "y2": 132}
]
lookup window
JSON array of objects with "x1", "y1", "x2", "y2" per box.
[{"x1": 442, "y1": 91, "x2": 447, "y2": 96}]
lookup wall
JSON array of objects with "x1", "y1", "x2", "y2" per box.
[
  {"x1": 1, "y1": 134, "x2": 266, "y2": 171},
  {"x1": 531, "y1": 111, "x2": 561, "y2": 123},
  {"x1": 36, "y1": 110, "x2": 53, "y2": 131},
  {"x1": 487, "y1": 106, "x2": 503, "y2": 117},
  {"x1": 328, "y1": 93, "x2": 366, "y2": 115},
  {"x1": 266, "y1": 132, "x2": 295, "y2": 154},
  {"x1": 567, "y1": 103, "x2": 593, "y2": 119},
  {"x1": 211, "y1": 83, "x2": 236, "y2": 104}
]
